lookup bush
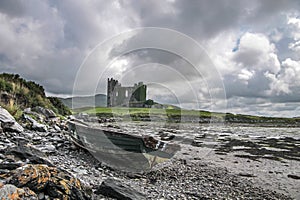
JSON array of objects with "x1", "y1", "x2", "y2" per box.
[
  {"x1": 0, "y1": 78, "x2": 13, "y2": 92},
  {"x1": 48, "y1": 97, "x2": 71, "y2": 116}
]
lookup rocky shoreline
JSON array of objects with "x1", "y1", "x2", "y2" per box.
[{"x1": 0, "y1": 107, "x2": 295, "y2": 199}]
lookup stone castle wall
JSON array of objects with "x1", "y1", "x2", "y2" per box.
[{"x1": 107, "y1": 78, "x2": 147, "y2": 107}]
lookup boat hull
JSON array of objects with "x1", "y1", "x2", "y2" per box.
[{"x1": 68, "y1": 121, "x2": 180, "y2": 172}]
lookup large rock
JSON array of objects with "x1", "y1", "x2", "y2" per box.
[
  {"x1": 4, "y1": 145, "x2": 54, "y2": 168},
  {"x1": 23, "y1": 114, "x2": 47, "y2": 132},
  {"x1": 23, "y1": 108, "x2": 44, "y2": 122},
  {"x1": 96, "y1": 178, "x2": 146, "y2": 200},
  {"x1": 32, "y1": 122, "x2": 47, "y2": 132},
  {"x1": 2, "y1": 164, "x2": 89, "y2": 200},
  {"x1": 0, "y1": 183, "x2": 38, "y2": 200},
  {"x1": 32, "y1": 106, "x2": 56, "y2": 119},
  {"x1": 0, "y1": 107, "x2": 24, "y2": 133}
]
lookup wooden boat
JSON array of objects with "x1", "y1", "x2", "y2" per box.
[{"x1": 68, "y1": 120, "x2": 180, "y2": 172}]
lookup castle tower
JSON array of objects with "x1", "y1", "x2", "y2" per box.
[
  {"x1": 107, "y1": 78, "x2": 118, "y2": 107},
  {"x1": 107, "y1": 78, "x2": 147, "y2": 107}
]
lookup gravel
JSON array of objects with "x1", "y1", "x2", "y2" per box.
[
  {"x1": 0, "y1": 125, "x2": 295, "y2": 199},
  {"x1": 47, "y1": 134, "x2": 293, "y2": 200}
]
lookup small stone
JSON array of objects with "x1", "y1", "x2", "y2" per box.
[
  {"x1": 238, "y1": 172, "x2": 255, "y2": 177},
  {"x1": 33, "y1": 136, "x2": 42, "y2": 142},
  {"x1": 73, "y1": 167, "x2": 88, "y2": 175},
  {"x1": 53, "y1": 125, "x2": 61, "y2": 132},
  {"x1": 32, "y1": 122, "x2": 47, "y2": 132},
  {"x1": 287, "y1": 174, "x2": 300, "y2": 179},
  {"x1": 34, "y1": 144, "x2": 56, "y2": 154},
  {"x1": 38, "y1": 192, "x2": 45, "y2": 200}
]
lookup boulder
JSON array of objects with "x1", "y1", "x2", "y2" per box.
[
  {"x1": 23, "y1": 114, "x2": 47, "y2": 132},
  {"x1": 0, "y1": 107, "x2": 24, "y2": 133},
  {"x1": 5, "y1": 145, "x2": 54, "y2": 167},
  {"x1": 32, "y1": 106, "x2": 56, "y2": 119},
  {"x1": 96, "y1": 178, "x2": 146, "y2": 200},
  {"x1": 2, "y1": 164, "x2": 89, "y2": 200},
  {"x1": 0, "y1": 184, "x2": 38, "y2": 200},
  {"x1": 23, "y1": 108, "x2": 44, "y2": 122},
  {"x1": 32, "y1": 122, "x2": 47, "y2": 132}
]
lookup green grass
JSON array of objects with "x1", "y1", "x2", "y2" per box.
[
  {"x1": 72, "y1": 107, "x2": 300, "y2": 125},
  {"x1": 73, "y1": 107, "x2": 224, "y2": 118},
  {"x1": 74, "y1": 107, "x2": 168, "y2": 116}
]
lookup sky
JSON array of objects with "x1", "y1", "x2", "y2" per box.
[{"x1": 0, "y1": 0, "x2": 300, "y2": 117}]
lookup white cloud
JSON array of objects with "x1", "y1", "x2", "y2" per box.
[
  {"x1": 204, "y1": 30, "x2": 237, "y2": 75},
  {"x1": 233, "y1": 32, "x2": 280, "y2": 74},
  {"x1": 238, "y1": 69, "x2": 255, "y2": 83},
  {"x1": 270, "y1": 28, "x2": 283, "y2": 42},
  {"x1": 288, "y1": 40, "x2": 300, "y2": 52},
  {"x1": 287, "y1": 16, "x2": 300, "y2": 53},
  {"x1": 288, "y1": 16, "x2": 300, "y2": 40},
  {"x1": 281, "y1": 58, "x2": 300, "y2": 82},
  {"x1": 265, "y1": 72, "x2": 291, "y2": 95},
  {"x1": 265, "y1": 58, "x2": 300, "y2": 96},
  {"x1": 206, "y1": 31, "x2": 282, "y2": 99}
]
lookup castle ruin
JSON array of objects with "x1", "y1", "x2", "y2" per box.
[{"x1": 107, "y1": 78, "x2": 147, "y2": 107}]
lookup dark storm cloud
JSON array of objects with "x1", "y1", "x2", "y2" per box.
[
  {"x1": 244, "y1": 0, "x2": 300, "y2": 24},
  {"x1": 224, "y1": 72, "x2": 271, "y2": 99},
  {"x1": 0, "y1": 0, "x2": 137, "y2": 94},
  {"x1": 0, "y1": 0, "x2": 300, "y2": 116},
  {"x1": 118, "y1": 0, "x2": 247, "y2": 40},
  {"x1": 109, "y1": 49, "x2": 201, "y2": 83},
  {"x1": 122, "y1": 0, "x2": 300, "y2": 39}
]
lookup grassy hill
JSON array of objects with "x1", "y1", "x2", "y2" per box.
[
  {"x1": 59, "y1": 94, "x2": 106, "y2": 109},
  {"x1": 0, "y1": 73, "x2": 71, "y2": 118}
]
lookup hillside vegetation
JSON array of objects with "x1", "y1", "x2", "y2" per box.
[{"x1": 0, "y1": 73, "x2": 71, "y2": 118}]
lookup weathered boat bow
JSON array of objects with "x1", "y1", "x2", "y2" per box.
[{"x1": 67, "y1": 120, "x2": 180, "y2": 172}]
